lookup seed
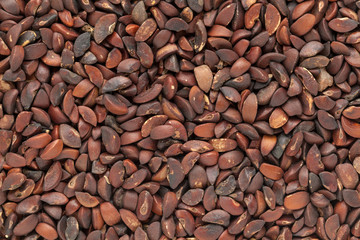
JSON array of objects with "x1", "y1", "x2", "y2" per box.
[
  {"x1": 94, "y1": 14, "x2": 117, "y2": 44},
  {"x1": 284, "y1": 191, "x2": 310, "y2": 210},
  {"x1": 35, "y1": 223, "x2": 58, "y2": 240}
]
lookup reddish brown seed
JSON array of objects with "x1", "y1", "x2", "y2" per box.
[
  {"x1": 259, "y1": 163, "x2": 284, "y2": 180},
  {"x1": 119, "y1": 209, "x2": 141, "y2": 232},
  {"x1": 165, "y1": 17, "x2": 189, "y2": 32},
  {"x1": 43, "y1": 161, "x2": 62, "y2": 192},
  {"x1": 150, "y1": 125, "x2": 175, "y2": 140},
  {"x1": 269, "y1": 108, "x2": 288, "y2": 129},
  {"x1": 40, "y1": 139, "x2": 63, "y2": 160},
  {"x1": 75, "y1": 192, "x2": 99, "y2": 208},
  {"x1": 5, "y1": 152, "x2": 26, "y2": 167},
  {"x1": 243, "y1": 220, "x2": 265, "y2": 238},
  {"x1": 24, "y1": 133, "x2": 52, "y2": 149},
  {"x1": 35, "y1": 223, "x2": 58, "y2": 240},
  {"x1": 122, "y1": 169, "x2": 147, "y2": 189},
  {"x1": 335, "y1": 163, "x2": 359, "y2": 189},
  {"x1": 218, "y1": 150, "x2": 243, "y2": 169},
  {"x1": 244, "y1": 3, "x2": 262, "y2": 29},
  {"x1": 290, "y1": 14, "x2": 316, "y2": 36},
  {"x1": 100, "y1": 202, "x2": 121, "y2": 226},
  {"x1": 194, "y1": 224, "x2": 224, "y2": 240},
  {"x1": 265, "y1": 4, "x2": 281, "y2": 35},
  {"x1": 101, "y1": 126, "x2": 121, "y2": 154},
  {"x1": 241, "y1": 93, "x2": 257, "y2": 123},
  {"x1": 341, "y1": 116, "x2": 360, "y2": 138},
  {"x1": 284, "y1": 191, "x2": 310, "y2": 210},
  {"x1": 59, "y1": 124, "x2": 81, "y2": 148},
  {"x1": 328, "y1": 17, "x2": 359, "y2": 33},
  {"x1": 230, "y1": 57, "x2": 251, "y2": 78}
]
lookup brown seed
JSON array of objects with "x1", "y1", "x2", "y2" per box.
[
  {"x1": 167, "y1": 157, "x2": 185, "y2": 189},
  {"x1": 2, "y1": 173, "x2": 26, "y2": 191},
  {"x1": 284, "y1": 191, "x2": 310, "y2": 210},
  {"x1": 343, "y1": 106, "x2": 360, "y2": 120},
  {"x1": 241, "y1": 93, "x2": 258, "y2": 123},
  {"x1": 269, "y1": 108, "x2": 288, "y2": 129},
  {"x1": 24, "y1": 133, "x2": 52, "y2": 149},
  {"x1": 74, "y1": 32, "x2": 91, "y2": 57},
  {"x1": 259, "y1": 163, "x2": 284, "y2": 180},
  {"x1": 13, "y1": 214, "x2": 38, "y2": 236},
  {"x1": 218, "y1": 150, "x2": 243, "y2": 169},
  {"x1": 75, "y1": 192, "x2": 99, "y2": 208},
  {"x1": 135, "y1": 18, "x2": 157, "y2": 42},
  {"x1": 265, "y1": 4, "x2": 281, "y2": 35},
  {"x1": 194, "y1": 224, "x2": 224, "y2": 240},
  {"x1": 35, "y1": 223, "x2": 58, "y2": 240},
  {"x1": 40, "y1": 139, "x2": 63, "y2": 160},
  {"x1": 342, "y1": 189, "x2": 360, "y2": 208},
  {"x1": 136, "y1": 42, "x2": 154, "y2": 69},
  {"x1": 194, "y1": 65, "x2": 213, "y2": 93},
  {"x1": 230, "y1": 57, "x2": 251, "y2": 78},
  {"x1": 244, "y1": 219, "x2": 265, "y2": 238},
  {"x1": 5, "y1": 152, "x2": 26, "y2": 167},
  {"x1": 43, "y1": 161, "x2": 62, "y2": 192},
  {"x1": 9, "y1": 45, "x2": 24, "y2": 71},
  {"x1": 328, "y1": 17, "x2": 359, "y2": 33},
  {"x1": 101, "y1": 126, "x2": 121, "y2": 154},
  {"x1": 120, "y1": 209, "x2": 141, "y2": 232},
  {"x1": 165, "y1": 17, "x2": 189, "y2": 32},
  {"x1": 59, "y1": 124, "x2": 81, "y2": 148},
  {"x1": 300, "y1": 41, "x2": 324, "y2": 58},
  {"x1": 244, "y1": 3, "x2": 262, "y2": 29},
  {"x1": 40, "y1": 192, "x2": 69, "y2": 205},
  {"x1": 24, "y1": 43, "x2": 47, "y2": 60},
  {"x1": 123, "y1": 169, "x2": 147, "y2": 189},
  {"x1": 290, "y1": 13, "x2": 316, "y2": 36},
  {"x1": 100, "y1": 202, "x2": 121, "y2": 226},
  {"x1": 150, "y1": 125, "x2": 175, "y2": 140},
  {"x1": 335, "y1": 163, "x2": 359, "y2": 189},
  {"x1": 94, "y1": 14, "x2": 117, "y2": 44},
  {"x1": 202, "y1": 209, "x2": 231, "y2": 226},
  {"x1": 341, "y1": 116, "x2": 360, "y2": 138}
]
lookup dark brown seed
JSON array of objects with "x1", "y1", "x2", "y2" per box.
[
  {"x1": 165, "y1": 17, "x2": 189, "y2": 32},
  {"x1": 167, "y1": 157, "x2": 185, "y2": 189}
]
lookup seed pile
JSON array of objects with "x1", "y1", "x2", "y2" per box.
[{"x1": 0, "y1": 0, "x2": 360, "y2": 239}]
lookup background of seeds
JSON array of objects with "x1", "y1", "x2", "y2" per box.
[{"x1": 0, "y1": 0, "x2": 360, "y2": 239}]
